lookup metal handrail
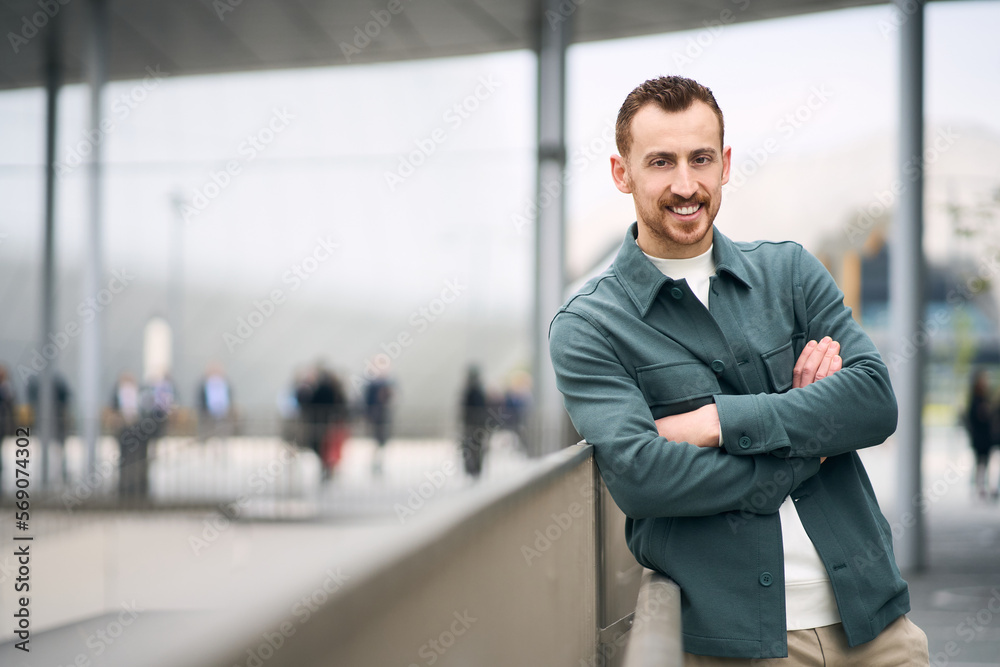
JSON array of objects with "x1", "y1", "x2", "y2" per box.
[{"x1": 622, "y1": 569, "x2": 684, "y2": 667}]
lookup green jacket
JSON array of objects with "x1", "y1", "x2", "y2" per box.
[{"x1": 549, "y1": 224, "x2": 908, "y2": 659}]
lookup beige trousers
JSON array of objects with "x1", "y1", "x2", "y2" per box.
[{"x1": 684, "y1": 615, "x2": 929, "y2": 666}]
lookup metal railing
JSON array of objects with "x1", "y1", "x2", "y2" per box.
[{"x1": 622, "y1": 569, "x2": 684, "y2": 667}]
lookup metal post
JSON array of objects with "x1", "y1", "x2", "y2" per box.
[
  {"x1": 80, "y1": 0, "x2": 109, "y2": 477},
  {"x1": 531, "y1": 0, "x2": 570, "y2": 456},
  {"x1": 890, "y1": 0, "x2": 925, "y2": 572},
  {"x1": 37, "y1": 18, "x2": 62, "y2": 489},
  {"x1": 170, "y1": 192, "x2": 185, "y2": 407}
]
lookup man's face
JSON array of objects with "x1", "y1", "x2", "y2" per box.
[{"x1": 611, "y1": 101, "x2": 731, "y2": 259}]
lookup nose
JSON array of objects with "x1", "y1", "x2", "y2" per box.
[{"x1": 671, "y1": 164, "x2": 698, "y2": 199}]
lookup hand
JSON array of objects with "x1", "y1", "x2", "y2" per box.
[
  {"x1": 792, "y1": 336, "x2": 841, "y2": 389},
  {"x1": 792, "y1": 336, "x2": 842, "y2": 463},
  {"x1": 655, "y1": 404, "x2": 720, "y2": 448}
]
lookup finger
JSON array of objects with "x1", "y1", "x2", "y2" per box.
[
  {"x1": 829, "y1": 354, "x2": 843, "y2": 374},
  {"x1": 799, "y1": 336, "x2": 832, "y2": 387},
  {"x1": 792, "y1": 340, "x2": 818, "y2": 389},
  {"x1": 815, "y1": 340, "x2": 841, "y2": 380}
]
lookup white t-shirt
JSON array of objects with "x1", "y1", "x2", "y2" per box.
[{"x1": 642, "y1": 243, "x2": 841, "y2": 631}]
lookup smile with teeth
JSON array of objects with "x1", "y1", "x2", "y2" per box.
[{"x1": 669, "y1": 203, "x2": 702, "y2": 215}]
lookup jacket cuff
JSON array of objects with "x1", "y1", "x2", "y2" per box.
[{"x1": 716, "y1": 393, "x2": 787, "y2": 455}]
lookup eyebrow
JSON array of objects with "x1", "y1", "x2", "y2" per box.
[{"x1": 643, "y1": 147, "x2": 720, "y2": 161}]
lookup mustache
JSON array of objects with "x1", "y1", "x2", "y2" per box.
[{"x1": 660, "y1": 196, "x2": 706, "y2": 208}]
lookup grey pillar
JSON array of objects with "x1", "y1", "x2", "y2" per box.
[
  {"x1": 170, "y1": 192, "x2": 185, "y2": 405},
  {"x1": 531, "y1": 0, "x2": 570, "y2": 456},
  {"x1": 38, "y1": 18, "x2": 62, "y2": 489},
  {"x1": 80, "y1": 0, "x2": 109, "y2": 476},
  {"x1": 890, "y1": 0, "x2": 925, "y2": 572}
]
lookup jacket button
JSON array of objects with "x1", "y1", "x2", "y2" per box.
[
  {"x1": 670, "y1": 287, "x2": 684, "y2": 300},
  {"x1": 711, "y1": 359, "x2": 725, "y2": 373},
  {"x1": 759, "y1": 572, "x2": 773, "y2": 586},
  {"x1": 738, "y1": 436, "x2": 752, "y2": 449}
]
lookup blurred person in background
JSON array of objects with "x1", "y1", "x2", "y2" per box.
[
  {"x1": 27, "y1": 371, "x2": 72, "y2": 486},
  {"x1": 967, "y1": 369, "x2": 995, "y2": 499},
  {"x1": 364, "y1": 370, "x2": 394, "y2": 476},
  {"x1": 110, "y1": 372, "x2": 142, "y2": 498},
  {"x1": 196, "y1": 362, "x2": 235, "y2": 440},
  {"x1": 118, "y1": 372, "x2": 175, "y2": 500},
  {"x1": 0, "y1": 364, "x2": 16, "y2": 494},
  {"x1": 460, "y1": 365, "x2": 489, "y2": 478},
  {"x1": 299, "y1": 362, "x2": 349, "y2": 480},
  {"x1": 502, "y1": 369, "x2": 532, "y2": 453}
]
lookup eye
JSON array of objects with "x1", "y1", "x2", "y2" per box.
[
  {"x1": 693, "y1": 155, "x2": 712, "y2": 165},
  {"x1": 651, "y1": 159, "x2": 669, "y2": 167}
]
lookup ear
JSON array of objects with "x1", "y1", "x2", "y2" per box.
[
  {"x1": 610, "y1": 154, "x2": 632, "y2": 194},
  {"x1": 720, "y1": 145, "x2": 732, "y2": 186}
]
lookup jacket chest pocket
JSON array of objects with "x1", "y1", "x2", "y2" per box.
[
  {"x1": 636, "y1": 360, "x2": 721, "y2": 417},
  {"x1": 760, "y1": 334, "x2": 804, "y2": 393}
]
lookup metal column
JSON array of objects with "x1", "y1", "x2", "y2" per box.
[
  {"x1": 890, "y1": 0, "x2": 925, "y2": 572},
  {"x1": 531, "y1": 0, "x2": 571, "y2": 456},
  {"x1": 80, "y1": 0, "x2": 109, "y2": 475},
  {"x1": 37, "y1": 18, "x2": 62, "y2": 489}
]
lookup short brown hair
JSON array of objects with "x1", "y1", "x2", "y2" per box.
[{"x1": 615, "y1": 76, "x2": 725, "y2": 159}]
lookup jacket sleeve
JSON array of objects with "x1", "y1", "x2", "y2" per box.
[
  {"x1": 714, "y1": 245, "x2": 898, "y2": 459},
  {"x1": 549, "y1": 310, "x2": 821, "y2": 520}
]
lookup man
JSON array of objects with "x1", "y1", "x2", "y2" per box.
[{"x1": 548, "y1": 76, "x2": 929, "y2": 664}]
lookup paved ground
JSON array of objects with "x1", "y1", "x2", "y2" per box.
[{"x1": 857, "y1": 424, "x2": 1000, "y2": 666}]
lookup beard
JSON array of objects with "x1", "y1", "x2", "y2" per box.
[{"x1": 635, "y1": 192, "x2": 720, "y2": 253}]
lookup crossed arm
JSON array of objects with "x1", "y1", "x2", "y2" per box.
[{"x1": 655, "y1": 336, "x2": 842, "y2": 457}]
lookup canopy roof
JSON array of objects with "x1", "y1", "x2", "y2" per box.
[{"x1": 1, "y1": 0, "x2": 884, "y2": 89}]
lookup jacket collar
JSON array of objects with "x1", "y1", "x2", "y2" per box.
[{"x1": 613, "y1": 222, "x2": 753, "y2": 316}]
